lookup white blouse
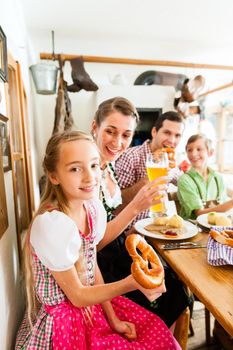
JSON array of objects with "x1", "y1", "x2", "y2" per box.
[
  {"x1": 101, "y1": 163, "x2": 122, "y2": 209},
  {"x1": 30, "y1": 198, "x2": 107, "y2": 271}
]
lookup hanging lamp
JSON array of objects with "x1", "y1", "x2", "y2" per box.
[{"x1": 30, "y1": 30, "x2": 59, "y2": 95}]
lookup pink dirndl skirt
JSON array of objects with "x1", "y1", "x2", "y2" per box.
[{"x1": 45, "y1": 296, "x2": 180, "y2": 350}]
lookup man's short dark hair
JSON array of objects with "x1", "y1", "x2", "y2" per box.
[{"x1": 154, "y1": 111, "x2": 184, "y2": 132}]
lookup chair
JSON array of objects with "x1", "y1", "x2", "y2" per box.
[
  {"x1": 174, "y1": 307, "x2": 190, "y2": 350},
  {"x1": 168, "y1": 191, "x2": 181, "y2": 214}
]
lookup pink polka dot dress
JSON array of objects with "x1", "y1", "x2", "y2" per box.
[{"x1": 15, "y1": 203, "x2": 180, "y2": 350}]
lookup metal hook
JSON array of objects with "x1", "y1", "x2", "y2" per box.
[{"x1": 52, "y1": 30, "x2": 55, "y2": 61}]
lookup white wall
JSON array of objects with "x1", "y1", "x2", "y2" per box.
[
  {"x1": 0, "y1": 1, "x2": 38, "y2": 349},
  {"x1": 0, "y1": 173, "x2": 24, "y2": 349},
  {"x1": 34, "y1": 80, "x2": 176, "y2": 174},
  {"x1": 33, "y1": 57, "x2": 233, "y2": 176}
]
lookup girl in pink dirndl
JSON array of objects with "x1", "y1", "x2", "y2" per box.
[{"x1": 15, "y1": 131, "x2": 180, "y2": 350}]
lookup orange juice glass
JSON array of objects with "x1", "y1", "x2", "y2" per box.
[{"x1": 146, "y1": 153, "x2": 168, "y2": 215}]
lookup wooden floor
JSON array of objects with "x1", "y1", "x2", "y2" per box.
[{"x1": 187, "y1": 302, "x2": 221, "y2": 350}]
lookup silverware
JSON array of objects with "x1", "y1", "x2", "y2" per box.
[
  {"x1": 164, "y1": 241, "x2": 200, "y2": 247},
  {"x1": 161, "y1": 242, "x2": 207, "y2": 250}
]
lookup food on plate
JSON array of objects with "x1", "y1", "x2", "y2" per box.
[
  {"x1": 215, "y1": 215, "x2": 232, "y2": 227},
  {"x1": 207, "y1": 212, "x2": 217, "y2": 225},
  {"x1": 144, "y1": 214, "x2": 184, "y2": 230},
  {"x1": 209, "y1": 229, "x2": 233, "y2": 247},
  {"x1": 167, "y1": 214, "x2": 183, "y2": 228},
  {"x1": 143, "y1": 214, "x2": 184, "y2": 238},
  {"x1": 207, "y1": 212, "x2": 232, "y2": 226},
  {"x1": 153, "y1": 216, "x2": 168, "y2": 226},
  {"x1": 163, "y1": 230, "x2": 179, "y2": 237},
  {"x1": 125, "y1": 233, "x2": 164, "y2": 288}
]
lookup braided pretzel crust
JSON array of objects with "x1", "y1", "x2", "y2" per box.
[
  {"x1": 162, "y1": 147, "x2": 176, "y2": 168},
  {"x1": 125, "y1": 234, "x2": 164, "y2": 289},
  {"x1": 210, "y1": 229, "x2": 233, "y2": 248},
  {"x1": 153, "y1": 148, "x2": 176, "y2": 168}
]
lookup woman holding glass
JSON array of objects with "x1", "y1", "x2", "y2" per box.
[{"x1": 92, "y1": 97, "x2": 192, "y2": 331}]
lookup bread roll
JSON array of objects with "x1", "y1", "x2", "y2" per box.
[
  {"x1": 215, "y1": 215, "x2": 232, "y2": 226},
  {"x1": 153, "y1": 216, "x2": 168, "y2": 226},
  {"x1": 167, "y1": 214, "x2": 183, "y2": 228},
  {"x1": 207, "y1": 212, "x2": 217, "y2": 225}
]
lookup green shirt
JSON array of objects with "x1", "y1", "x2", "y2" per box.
[{"x1": 177, "y1": 167, "x2": 227, "y2": 220}]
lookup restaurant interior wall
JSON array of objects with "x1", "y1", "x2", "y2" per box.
[{"x1": 2, "y1": 1, "x2": 233, "y2": 349}]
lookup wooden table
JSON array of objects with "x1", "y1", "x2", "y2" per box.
[{"x1": 149, "y1": 232, "x2": 233, "y2": 337}]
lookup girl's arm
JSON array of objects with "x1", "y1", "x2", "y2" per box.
[
  {"x1": 195, "y1": 199, "x2": 233, "y2": 217},
  {"x1": 51, "y1": 256, "x2": 165, "y2": 308},
  {"x1": 94, "y1": 262, "x2": 137, "y2": 339},
  {"x1": 51, "y1": 267, "x2": 136, "y2": 308},
  {"x1": 98, "y1": 178, "x2": 167, "y2": 250}
]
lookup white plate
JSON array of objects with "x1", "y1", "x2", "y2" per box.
[
  {"x1": 197, "y1": 212, "x2": 233, "y2": 229},
  {"x1": 134, "y1": 218, "x2": 198, "y2": 240},
  {"x1": 196, "y1": 214, "x2": 211, "y2": 229}
]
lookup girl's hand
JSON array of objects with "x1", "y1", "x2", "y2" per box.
[
  {"x1": 109, "y1": 317, "x2": 137, "y2": 341},
  {"x1": 131, "y1": 177, "x2": 168, "y2": 213},
  {"x1": 135, "y1": 280, "x2": 166, "y2": 302}
]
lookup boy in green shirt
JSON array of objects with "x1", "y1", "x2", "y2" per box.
[{"x1": 178, "y1": 134, "x2": 233, "y2": 220}]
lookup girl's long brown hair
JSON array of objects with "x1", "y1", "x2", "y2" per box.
[{"x1": 24, "y1": 130, "x2": 96, "y2": 325}]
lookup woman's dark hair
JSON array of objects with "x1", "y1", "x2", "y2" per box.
[{"x1": 94, "y1": 97, "x2": 140, "y2": 127}]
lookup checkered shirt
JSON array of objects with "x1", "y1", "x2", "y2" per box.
[{"x1": 115, "y1": 140, "x2": 181, "y2": 230}]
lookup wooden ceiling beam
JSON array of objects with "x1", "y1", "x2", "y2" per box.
[
  {"x1": 40, "y1": 53, "x2": 233, "y2": 71},
  {"x1": 200, "y1": 82, "x2": 233, "y2": 97}
]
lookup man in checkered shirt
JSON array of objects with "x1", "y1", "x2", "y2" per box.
[{"x1": 115, "y1": 111, "x2": 185, "y2": 230}]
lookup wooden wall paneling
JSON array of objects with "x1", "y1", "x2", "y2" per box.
[
  {"x1": 6, "y1": 53, "x2": 31, "y2": 261},
  {"x1": 0, "y1": 145, "x2": 8, "y2": 238},
  {"x1": 16, "y1": 63, "x2": 35, "y2": 216}
]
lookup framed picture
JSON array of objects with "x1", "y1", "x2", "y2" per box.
[
  {"x1": 0, "y1": 26, "x2": 8, "y2": 82},
  {"x1": 0, "y1": 114, "x2": 11, "y2": 172}
]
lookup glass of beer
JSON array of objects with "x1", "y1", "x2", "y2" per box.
[{"x1": 146, "y1": 152, "x2": 168, "y2": 216}]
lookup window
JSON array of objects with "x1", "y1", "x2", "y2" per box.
[{"x1": 206, "y1": 106, "x2": 233, "y2": 172}]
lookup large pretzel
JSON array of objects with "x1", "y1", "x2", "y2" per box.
[
  {"x1": 125, "y1": 234, "x2": 164, "y2": 289},
  {"x1": 162, "y1": 147, "x2": 176, "y2": 168},
  {"x1": 210, "y1": 229, "x2": 233, "y2": 248},
  {"x1": 153, "y1": 147, "x2": 176, "y2": 168}
]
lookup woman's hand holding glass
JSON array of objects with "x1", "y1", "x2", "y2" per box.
[
  {"x1": 131, "y1": 178, "x2": 168, "y2": 214},
  {"x1": 146, "y1": 152, "x2": 169, "y2": 217}
]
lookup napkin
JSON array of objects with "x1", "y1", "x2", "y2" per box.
[{"x1": 207, "y1": 226, "x2": 233, "y2": 266}]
